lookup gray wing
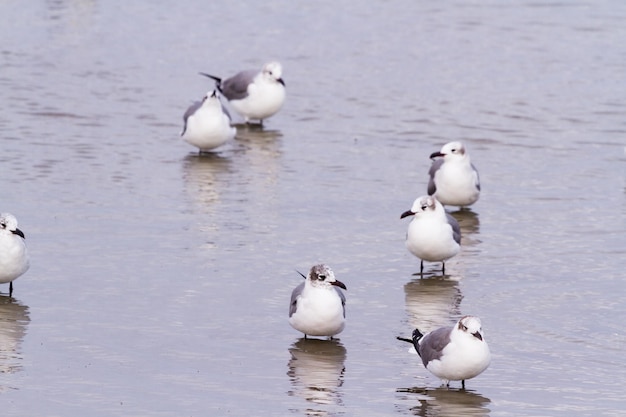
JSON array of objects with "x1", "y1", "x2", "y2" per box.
[
  {"x1": 289, "y1": 282, "x2": 305, "y2": 317},
  {"x1": 221, "y1": 102, "x2": 233, "y2": 122},
  {"x1": 418, "y1": 326, "x2": 452, "y2": 367},
  {"x1": 221, "y1": 69, "x2": 257, "y2": 101},
  {"x1": 181, "y1": 100, "x2": 202, "y2": 136},
  {"x1": 446, "y1": 213, "x2": 462, "y2": 245},
  {"x1": 427, "y1": 159, "x2": 444, "y2": 195},
  {"x1": 335, "y1": 287, "x2": 347, "y2": 318},
  {"x1": 472, "y1": 163, "x2": 481, "y2": 191}
]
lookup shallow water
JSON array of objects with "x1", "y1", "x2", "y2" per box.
[{"x1": 1, "y1": 1, "x2": 625, "y2": 416}]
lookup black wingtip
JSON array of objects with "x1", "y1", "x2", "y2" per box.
[
  {"x1": 412, "y1": 328, "x2": 424, "y2": 345},
  {"x1": 296, "y1": 270, "x2": 306, "y2": 279},
  {"x1": 411, "y1": 329, "x2": 424, "y2": 357},
  {"x1": 396, "y1": 336, "x2": 413, "y2": 344},
  {"x1": 199, "y1": 72, "x2": 223, "y2": 86}
]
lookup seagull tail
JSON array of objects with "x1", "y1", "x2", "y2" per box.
[
  {"x1": 412, "y1": 329, "x2": 424, "y2": 357},
  {"x1": 199, "y1": 72, "x2": 223, "y2": 91}
]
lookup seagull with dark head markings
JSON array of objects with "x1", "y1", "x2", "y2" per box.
[
  {"x1": 0, "y1": 213, "x2": 30, "y2": 296},
  {"x1": 428, "y1": 141, "x2": 480, "y2": 208},
  {"x1": 397, "y1": 315, "x2": 491, "y2": 389},
  {"x1": 200, "y1": 61, "x2": 286, "y2": 125},
  {"x1": 400, "y1": 195, "x2": 461, "y2": 274},
  {"x1": 289, "y1": 264, "x2": 347, "y2": 339}
]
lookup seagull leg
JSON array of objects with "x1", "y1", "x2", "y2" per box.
[
  {"x1": 442, "y1": 262, "x2": 446, "y2": 275},
  {"x1": 420, "y1": 260, "x2": 424, "y2": 275},
  {"x1": 9, "y1": 282, "x2": 13, "y2": 297},
  {"x1": 461, "y1": 380, "x2": 466, "y2": 390}
]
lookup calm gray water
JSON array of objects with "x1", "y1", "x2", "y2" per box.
[{"x1": 1, "y1": 1, "x2": 625, "y2": 416}]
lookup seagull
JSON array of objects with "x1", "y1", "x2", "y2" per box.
[
  {"x1": 400, "y1": 196, "x2": 461, "y2": 274},
  {"x1": 397, "y1": 315, "x2": 491, "y2": 389},
  {"x1": 428, "y1": 141, "x2": 480, "y2": 208},
  {"x1": 181, "y1": 90, "x2": 236, "y2": 152},
  {"x1": 0, "y1": 213, "x2": 30, "y2": 296},
  {"x1": 289, "y1": 264, "x2": 347, "y2": 339},
  {"x1": 200, "y1": 61, "x2": 286, "y2": 125}
]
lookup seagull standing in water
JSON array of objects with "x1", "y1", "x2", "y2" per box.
[
  {"x1": 200, "y1": 61, "x2": 286, "y2": 125},
  {"x1": 0, "y1": 213, "x2": 30, "y2": 296},
  {"x1": 428, "y1": 141, "x2": 480, "y2": 208},
  {"x1": 181, "y1": 90, "x2": 236, "y2": 152},
  {"x1": 397, "y1": 315, "x2": 491, "y2": 389},
  {"x1": 289, "y1": 264, "x2": 347, "y2": 339},
  {"x1": 400, "y1": 196, "x2": 461, "y2": 274}
]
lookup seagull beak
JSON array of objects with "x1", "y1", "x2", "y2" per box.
[
  {"x1": 430, "y1": 151, "x2": 445, "y2": 159},
  {"x1": 12, "y1": 228, "x2": 25, "y2": 239},
  {"x1": 277, "y1": 78, "x2": 285, "y2": 86},
  {"x1": 400, "y1": 210, "x2": 414, "y2": 219},
  {"x1": 472, "y1": 331, "x2": 483, "y2": 341},
  {"x1": 331, "y1": 280, "x2": 347, "y2": 290}
]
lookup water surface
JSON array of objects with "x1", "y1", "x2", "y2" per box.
[{"x1": 1, "y1": 1, "x2": 625, "y2": 416}]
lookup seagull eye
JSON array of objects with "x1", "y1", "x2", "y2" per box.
[
  {"x1": 319, "y1": 274, "x2": 326, "y2": 281},
  {"x1": 459, "y1": 323, "x2": 468, "y2": 331},
  {"x1": 421, "y1": 205, "x2": 427, "y2": 210}
]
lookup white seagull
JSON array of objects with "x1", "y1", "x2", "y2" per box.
[
  {"x1": 401, "y1": 196, "x2": 461, "y2": 274},
  {"x1": 200, "y1": 61, "x2": 286, "y2": 125},
  {"x1": 181, "y1": 90, "x2": 236, "y2": 152},
  {"x1": 428, "y1": 141, "x2": 480, "y2": 208},
  {"x1": 289, "y1": 264, "x2": 347, "y2": 339},
  {"x1": 0, "y1": 213, "x2": 30, "y2": 296},
  {"x1": 397, "y1": 315, "x2": 491, "y2": 389}
]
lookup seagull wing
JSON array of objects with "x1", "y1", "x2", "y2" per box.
[
  {"x1": 471, "y1": 163, "x2": 481, "y2": 191},
  {"x1": 335, "y1": 287, "x2": 347, "y2": 318},
  {"x1": 221, "y1": 69, "x2": 257, "y2": 101},
  {"x1": 181, "y1": 100, "x2": 202, "y2": 136},
  {"x1": 427, "y1": 159, "x2": 444, "y2": 195},
  {"x1": 289, "y1": 282, "x2": 305, "y2": 317},
  {"x1": 446, "y1": 213, "x2": 462, "y2": 245},
  {"x1": 419, "y1": 326, "x2": 452, "y2": 367}
]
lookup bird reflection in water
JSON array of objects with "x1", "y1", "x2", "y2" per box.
[
  {"x1": 397, "y1": 386, "x2": 491, "y2": 417},
  {"x1": 287, "y1": 338, "x2": 346, "y2": 414},
  {"x1": 448, "y1": 209, "x2": 480, "y2": 246},
  {"x1": 182, "y1": 152, "x2": 233, "y2": 210},
  {"x1": 234, "y1": 124, "x2": 283, "y2": 144},
  {"x1": 233, "y1": 125, "x2": 283, "y2": 163},
  {"x1": 404, "y1": 277, "x2": 463, "y2": 332},
  {"x1": 0, "y1": 295, "x2": 30, "y2": 392}
]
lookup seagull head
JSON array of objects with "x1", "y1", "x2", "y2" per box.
[
  {"x1": 457, "y1": 315, "x2": 485, "y2": 342},
  {"x1": 263, "y1": 61, "x2": 285, "y2": 86},
  {"x1": 0, "y1": 213, "x2": 25, "y2": 239},
  {"x1": 203, "y1": 89, "x2": 220, "y2": 101},
  {"x1": 400, "y1": 196, "x2": 440, "y2": 219},
  {"x1": 307, "y1": 264, "x2": 346, "y2": 290},
  {"x1": 201, "y1": 90, "x2": 224, "y2": 108},
  {"x1": 430, "y1": 141, "x2": 467, "y2": 160}
]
